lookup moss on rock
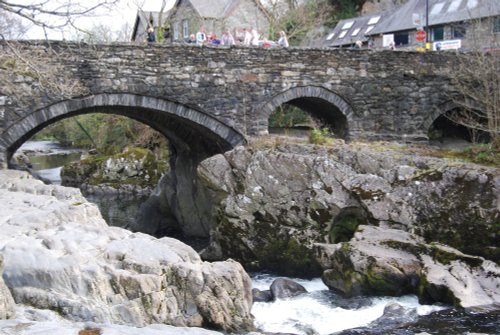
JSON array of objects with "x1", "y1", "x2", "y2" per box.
[{"x1": 61, "y1": 146, "x2": 167, "y2": 191}]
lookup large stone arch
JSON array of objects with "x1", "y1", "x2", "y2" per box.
[
  {"x1": 1, "y1": 93, "x2": 246, "y2": 159},
  {"x1": 0, "y1": 93, "x2": 246, "y2": 239},
  {"x1": 256, "y1": 86, "x2": 355, "y2": 138}
]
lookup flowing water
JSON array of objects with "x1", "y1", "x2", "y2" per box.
[
  {"x1": 15, "y1": 140, "x2": 147, "y2": 228},
  {"x1": 251, "y1": 273, "x2": 500, "y2": 334},
  {"x1": 16, "y1": 140, "x2": 500, "y2": 335}
]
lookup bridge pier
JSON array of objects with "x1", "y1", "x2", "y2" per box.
[
  {"x1": 131, "y1": 142, "x2": 216, "y2": 239},
  {"x1": 0, "y1": 150, "x2": 7, "y2": 170}
]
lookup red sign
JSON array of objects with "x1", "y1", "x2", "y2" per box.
[{"x1": 416, "y1": 30, "x2": 426, "y2": 42}]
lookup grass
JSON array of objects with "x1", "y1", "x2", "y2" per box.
[
  {"x1": 396, "y1": 143, "x2": 499, "y2": 167},
  {"x1": 249, "y1": 134, "x2": 499, "y2": 168}
]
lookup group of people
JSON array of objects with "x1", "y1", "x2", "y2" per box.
[{"x1": 182, "y1": 26, "x2": 289, "y2": 48}]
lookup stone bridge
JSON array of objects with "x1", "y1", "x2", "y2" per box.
[{"x1": 0, "y1": 41, "x2": 461, "y2": 237}]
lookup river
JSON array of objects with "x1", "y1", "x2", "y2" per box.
[{"x1": 15, "y1": 140, "x2": 500, "y2": 335}]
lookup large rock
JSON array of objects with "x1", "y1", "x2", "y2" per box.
[
  {"x1": 315, "y1": 225, "x2": 500, "y2": 308},
  {"x1": 0, "y1": 255, "x2": 15, "y2": 319},
  {"x1": 270, "y1": 278, "x2": 307, "y2": 300},
  {"x1": 198, "y1": 142, "x2": 499, "y2": 276},
  {"x1": 0, "y1": 170, "x2": 253, "y2": 332},
  {"x1": 0, "y1": 305, "x2": 225, "y2": 335},
  {"x1": 61, "y1": 147, "x2": 166, "y2": 196}
]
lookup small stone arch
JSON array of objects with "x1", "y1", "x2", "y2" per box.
[
  {"x1": 256, "y1": 86, "x2": 355, "y2": 138},
  {"x1": 422, "y1": 100, "x2": 489, "y2": 143},
  {"x1": 421, "y1": 100, "x2": 459, "y2": 132},
  {"x1": 1, "y1": 93, "x2": 246, "y2": 159}
]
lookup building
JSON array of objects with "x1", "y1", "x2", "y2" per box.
[
  {"x1": 324, "y1": 0, "x2": 500, "y2": 51},
  {"x1": 131, "y1": 10, "x2": 171, "y2": 43},
  {"x1": 167, "y1": 0, "x2": 270, "y2": 43}
]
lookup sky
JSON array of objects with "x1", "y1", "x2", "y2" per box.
[{"x1": 22, "y1": 0, "x2": 176, "y2": 40}]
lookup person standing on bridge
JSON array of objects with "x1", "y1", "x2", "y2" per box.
[
  {"x1": 221, "y1": 29, "x2": 235, "y2": 46},
  {"x1": 196, "y1": 27, "x2": 207, "y2": 46},
  {"x1": 277, "y1": 30, "x2": 289, "y2": 47},
  {"x1": 243, "y1": 28, "x2": 252, "y2": 46},
  {"x1": 250, "y1": 27, "x2": 260, "y2": 46},
  {"x1": 146, "y1": 26, "x2": 155, "y2": 43}
]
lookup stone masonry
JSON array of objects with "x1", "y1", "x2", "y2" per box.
[{"x1": 0, "y1": 40, "x2": 460, "y2": 167}]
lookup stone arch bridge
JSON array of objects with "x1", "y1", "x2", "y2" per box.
[{"x1": 0, "y1": 41, "x2": 461, "y2": 237}]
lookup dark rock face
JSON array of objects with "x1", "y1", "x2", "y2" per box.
[
  {"x1": 198, "y1": 142, "x2": 499, "y2": 278},
  {"x1": 270, "y1": 278, "x2": 308, "y2": 300},
  {"x1": 335, "y1": 302, "x2": 419, "y2": 335}
]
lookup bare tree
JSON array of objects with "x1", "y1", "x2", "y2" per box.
[
  {"x1": 72, "y1": 22, "x2": 132, "y2": 43},
  {"x1": 0, "y1": 10, "x2": 29, "y2": 39},
  {"x1": 266, "y1": 0, "x2": 334, "y2": 44},
  {"x1": 0, "y1": 1, "x2": 121, "y2": 102},
  {"x1": 0, "y1": 0, "x2": 119, "y2": 39},
  {"x1": 445, "y1": 13, "x2": 500, "y2": 150},
  {"x1": 447, "y1": 51, "x2": 500, "y2": 149}
]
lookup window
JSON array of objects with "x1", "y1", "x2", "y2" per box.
[
  {"x1": 367, "y1": 16, "x2": 381, "y2": 25},
  {"x1": 342, "y1": 21, "x2": 354, "y2": 29},
  {"x1": 452, "y1": 23, "x2": 466, "y2": 38},
  {"x1": 338, "y1": 30, "x2": 347, "y2": 38},
  {"x1": 432, "y1": 26, "x2": 444, "y2": 41},
  {"x1": 394, "y1": 32, "x2": 409, "y2": 45},
  {"x1": 467, "y1": 0, "x2": 478, "y2": 9},
  {"x1": 326, "y1": 32, "x2": 335, "y2": 40},
  {"x1": 365, "y1": 26, "x2": 374, "y2": 34},
  {"x1": 447, "y1": 0, "x2": 462, "y2": 13},
  {"x1": 182, "y1": 19, "x2": 189, "y2": 38},
  {"x1": 351, "y1": 28, "x2": 361, "y2": 36},
  {"x1": 430, "y1": 2, "x2": 445, "y2": 15},
  {"x1": 173, "y1": 23, "x2": 180, "y2": 40},
  {"x1": 494, "y1": 17, "x2": 500, "y2": 33}
]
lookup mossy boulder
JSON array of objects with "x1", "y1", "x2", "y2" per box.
[
  {"x1": 315, "y1": 225, "x2": 500, "y2": 308},
  {"x1": 61, "y1": 146, "x2": 167, "y2": 194}
]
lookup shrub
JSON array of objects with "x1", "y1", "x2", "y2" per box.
[{"x1": 309, "y1": 128, "x2": 334, "y2": 145}]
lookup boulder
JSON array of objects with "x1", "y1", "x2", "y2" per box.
[
  {"x1": 270, "y1": 278, "x2": 308, "y2": 300},
  {"x1": 0, "y1": 170, "x2": 254, "y2": 332},
  {"x1": 334, "y1": 302, "x2": 419, "y2": 335},
  {"x1": 0, "y1": 305, "x2": 225, "y2": 335},
  {"x1": 0, "y1": 255, "x2": 15, "y2": 319},
  {"x1": 61, "y1": 147, "x2": 166, "y2": 196},
  {"x1": 252, "y1": 288, "x2": 273, "y2": 302},
  {"x1": 315, "y1": 225, "x2": 500, "y2": 308}
]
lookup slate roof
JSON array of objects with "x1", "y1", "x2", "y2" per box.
[
  {"x1": 369, "y1": 0, "x2": 500, "y2": 35},
  {"x1": 186, "y1": 0, "x2": 230, "y2": 18},
  {"x1": 324, "y1": 10, "x2": 394, "y2": 47},
  {"x1": 172, "y1": 0, "x2": 267, "y2": 19}
]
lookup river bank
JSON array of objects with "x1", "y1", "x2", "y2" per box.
[
  {"x1": 3, "y1": 140, "x2": 500, "y2": 334},
  {"x1": 0, "y1": 170, "x2": 500, "y2": 335}
]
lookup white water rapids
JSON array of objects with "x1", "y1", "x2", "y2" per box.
[{"x1": 251, "y1": 274, "x2": 446, "y2": 335}]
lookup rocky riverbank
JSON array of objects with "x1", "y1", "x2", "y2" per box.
[
  {"x1": 0, "y1": 170, "x2": 253, "y2": 333},
  {"x1": 61, "y1": 146, "x2": 167, "y2": 196},
  {"x1": 197, "y1": 139, "x2": 500, "y2": 308}
]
